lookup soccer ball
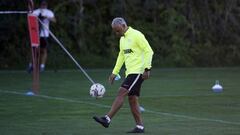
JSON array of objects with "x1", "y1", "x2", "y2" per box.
[{"x1": 90, "y1": 83, "x2": 106, "y2": 98}]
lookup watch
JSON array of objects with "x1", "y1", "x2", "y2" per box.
[{"x1": 145, "y1": 68, "x2": 151, "y2": 72}]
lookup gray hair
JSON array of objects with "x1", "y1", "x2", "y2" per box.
[{"x1": 111, "y1": 17, "x2": 127, "y2": 27}]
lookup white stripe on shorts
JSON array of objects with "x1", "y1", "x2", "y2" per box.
[{"x1": 128, "y1": 74, "x2": 141, "y2": 91}]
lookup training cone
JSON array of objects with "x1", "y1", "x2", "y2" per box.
[
  {"x1": 139, "y1": 106, "x2": 145, "y2": 113},
  {"x1": 25, "y1": 91, "x2": 35, "y2": 96},
  {"x1": 212, "y1": 80, "x2": 223, "y2": 93}
]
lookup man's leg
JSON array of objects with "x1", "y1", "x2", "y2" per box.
[
  {"x1": 107, "y1": 87, "x2": 128, "y2": 118},
  {"x1": 127, "y1": 95, "x2": 145, "y2": 133},
  {"x1": 27, "y1": 62, "x2": 33, "y2": 73},
  {"x1": 40, "y1": 48, "x2": 47, "y2": 71},
  {"x1": 41, "y1": 48, "x2": 48, "y2": 65},
  {"x1": 128, "y1": 96, "x2": 143, "y2": 126},
  {"x1": 93, "y1": 87, "x2": 128, "y2": 128},
  {"x1": 39, "y1": 37, "x2": 48, "y2": 72}
]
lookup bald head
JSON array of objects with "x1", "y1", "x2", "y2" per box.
[
  {"x1": 111, "y1": 17, "x2": 128, "y2": 37},
  {"x1": 111, "y1": 17, "x2": 127, "y2": 27}
]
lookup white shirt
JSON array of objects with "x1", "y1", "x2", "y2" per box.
[{"x1": 33, "y1": 8, "x2": 54, "y2": 37}]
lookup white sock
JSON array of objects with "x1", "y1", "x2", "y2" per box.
[
  {"x1": 40, "y1": 64, "x2": 45, "y2": 68},
  {"x1": 105, "y1": 115, "x2": 111, "y2": 123},
  {"x1": 136, "y1": 125, "x2": 144, "y2": 130}
]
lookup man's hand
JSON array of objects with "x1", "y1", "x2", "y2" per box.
[
  {"x1": 108, "y1": 74, "x2": 116, "y2": 85},
  {"x1": 142, "y1": 71, "x2": 150, "y2": 80},
  {"x1": 49, "y1": 17, "x2": 56, "y2": 23}
]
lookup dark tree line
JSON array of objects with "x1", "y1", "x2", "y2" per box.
[{"x1": 0, "y1": 0, "x2": 239, "y2": 69}]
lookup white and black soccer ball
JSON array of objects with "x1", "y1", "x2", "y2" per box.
[{"x1": 90, "y1": 83, "x2": 106, "y2": 98}]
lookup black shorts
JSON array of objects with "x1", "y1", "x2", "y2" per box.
[
  {"x1": 40, "y1": 37, "x2": 48, "y2": 48},
  {"x1": 121, "y1": 74, "x2": 144, "y2": 97}
]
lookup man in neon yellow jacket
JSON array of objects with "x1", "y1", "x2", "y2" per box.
[{"x1": 93, "y1": 17, "x2": 154, "y2": 133}]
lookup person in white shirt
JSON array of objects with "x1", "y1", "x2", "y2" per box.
[{"x1": 28, "y1": 0, "x2": 56, "y2": 72}]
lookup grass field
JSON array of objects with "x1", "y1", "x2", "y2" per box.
[{"x1": 0, "y1": 68, "x2": 239, "y2": 135}]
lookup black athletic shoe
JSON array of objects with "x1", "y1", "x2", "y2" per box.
[
  {"x1": 127, "y1": 127, "x2": 145, "y2": 133},
  {"x1": 93, "y1": 116, "x2": 110, "y2": 128},
  {"x1": 27, "y1": 65, "x2": 33, "y2": 73},
  {"x1": 40, "y1": 66, "x2": 45, "y2": 72}
]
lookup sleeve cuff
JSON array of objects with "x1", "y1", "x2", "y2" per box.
[{"x1": 145, "y1": 68, "x2": 151, "y2": 71}]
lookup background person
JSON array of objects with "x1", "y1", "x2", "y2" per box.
[
  {"x1": 93, "y1": 17, "x2": 154, "y2": 133},
  {"x1": 28, "y1": 0, "x2": 56, "y2": 72}
]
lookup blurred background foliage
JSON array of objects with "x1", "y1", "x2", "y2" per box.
[{"x1": 0, "y1": 0, "x2": 239, "y2": 69}]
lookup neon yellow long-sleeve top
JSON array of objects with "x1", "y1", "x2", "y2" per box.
[{"x1": 112, "y1": 27, "x2": 154, "y2": 76}]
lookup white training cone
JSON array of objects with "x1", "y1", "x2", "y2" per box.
[
  {"x1": 26, "y1": 91, "x2": 35, "y2": 96},
  {"x1": 139, "y1": 106, "x2": 145, "y2": 113},
  {"x1": 212, "y1": 80, "x2": 223, "y2": 93}
]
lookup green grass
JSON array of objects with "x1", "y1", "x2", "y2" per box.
[{"x1": 0, "y1": 68, "x2": 240, "y2": 135}]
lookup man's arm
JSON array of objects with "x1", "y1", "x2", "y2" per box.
[
  {"x1": 137, "y1": 33, "x2": 154, "y2": 80},
  {"x1": 49, "y1": 16, "x2": 56, "y2": 22},
  {"x1": 109, "y1": 51, "x2": 124, "y2": 84},
  {"x1": 43, "y1": 10, "x2": 56, "y2": 22}
]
